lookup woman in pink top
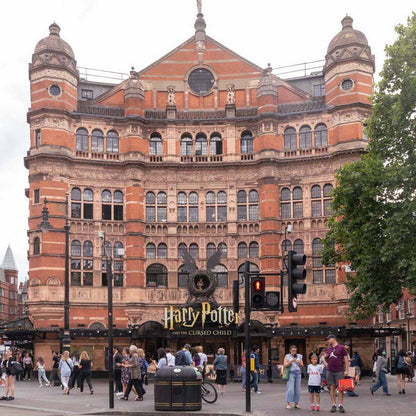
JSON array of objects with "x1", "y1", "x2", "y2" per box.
[{"x1": 22, "y1": 353, "x2": 33, "y2": 381}]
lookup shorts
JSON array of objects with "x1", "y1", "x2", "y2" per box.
[
  {"x1": 308, "y1": 385, "x2": 321, "y2": 393},
  {"x1": 326, "y1": 371, "x2": 344, "y2": 387},
  {"x1": 354, "y1": 366, "x2": 361, "y2": 376}
]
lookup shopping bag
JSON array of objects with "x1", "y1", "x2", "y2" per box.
[
  {"x1": 347, "y1": 366, "x2": 356, "y2": 378},
  {"x1": 338, "y1": 378, "x2": 355, "y2": 392}
]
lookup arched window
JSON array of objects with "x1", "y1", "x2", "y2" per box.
[
  {"x1": 71, "y1": 240, "x2": 81, "y2": 257},
  {"x1": 241, "y1": 131, "x2": 253, "y2": 154},
  {"x1": 314, "y1": 124, "x2": 328, "y2": 147},
  {"x1": 217, "y1": 191, "x2": 227, "y2": 205},
  {"x1": 195, "y1": 133, "x2": 208, "y2": 156},
  {"x1": 157, "y1": 192, "x2": 167, "y2": 222},
  {"x1": 189, "y1": 243, "x2": 199, "y2": 259},
  {"x1": 282, "y1": 239, "x2": 292, "y2": 253},
  {"x1": 206, "y1": 192, "x2": 216, "y2": 222},
  {"x1": 102, "y1": 241, "x2": 112, "y2": 257},
  {"x1": 249, "y1": 242, "x2": 259, "y2": 258},
  {"x1": 106, "y1": 131, "x2": 119, "y2": 153},
  {"x1": 214, "y1": 264, "x2": 228, "y2": 287},
  {"x1": 157, "y1": 243, "x2": 167, "y2": 259},
  {"x1": 210, "y1": 133, "x2": 222, "y2": 155},
  {"x1": 292, "y1": 187, "x2": 303, "y2": 218},
  {"x1": 113, "y1": 241, "x2": 124, "y2": 257},
  {"x1": 91, "y1": 129, "x2": 104, "y2": 152},
  {"x1": 178, "y1": 265, "x2": 189, "y2": 288},
  {"x1": 206, "y1": 191, "x2": 227, "y2": 222},
  {"x1": 238, "y1": 242, "x2": 248, "y2": 258},
  {"x1": 33, "y1": 237, "x2": 40, "y2": 255},
  {"x1": 178, "y1": 243, "x2": 187, "y2": 259},
  {"x1": 76, "y1": 128, "x2": 89, "y2": 151},
  {"x1": 206, "y1": 243, "x2": 216, "y2": 258},
  {"x1": 280, "y1": 187, "x2": 291, "y2": 219},
  {"x1": 237, "y1": 190, "x2": 248, "y2": 221},
  {"x1": 311, "y1": 185, "x2": 322, "y2": 217},
  {"x1": 294, "y1": 239, "x2": 304, "y2": 254},
  {"x1": 323, "y1": 184, "x2": 333, "y2": 216},
  {"x1": 180, "y1": 134, "x2": 193, "y2": 156},
  {"x1": 248, "y1": 190, "x2": 259, "y2": 220},
  {"x1": 71, "y1": 187, "x2": 82, "y2": 219},
  {"x1": 114, "y1": 191, "x2": 123, "y2": 203},
  {"x1": 84, "y1": 189, "x2": 93, "y2": 201},
  {"x1": 189, "y1": 192, "x2": 199, "y2": 222},
  {"x1": 177, "y1": 192, "x2": 187, "y2": 222},
  {"x1": 146, "y1": 192, "x2": 156, "y2": 222},
  {"x1": 284, "y1": 127, "x2": 297, "y2": 150},
  {"x1": 150, "y1": 133, "x2": 162, "y2": 155},
  {"x1": 299, "y1": 125, "x2": 312, "y2": 148},
  {"x1": 146, "y1": 243, "x2": 156, "y2": 259},
  {"x1": 102, "y1": 190, "x2": 112, "y2": 203},
  {"x1": 218, "y1": 242, "x2": 227, "y2": 258},
  {"x1": 238, "y1": 262, "x2": 259, "y2": 286},
  {"x1": 113, "y1": 191, "x2": 124, "y2": 221},
  {"x1": 83, "y1": 240, "x2": 93, "y2": 257},
  {"x1": 146, "y1": 264, "x2": 168, "y2": 287}
]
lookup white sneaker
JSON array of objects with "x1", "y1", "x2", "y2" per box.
[
  {"x1": 115, "y1": 392, "x2": 123, "y2": 396},
  {"x1": 254, "y1": 391, "x2": 262, "y2": 394}
]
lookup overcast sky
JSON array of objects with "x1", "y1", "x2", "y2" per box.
[{"x1": 0, "y1": 0, "x2": 414, "y2": 283}]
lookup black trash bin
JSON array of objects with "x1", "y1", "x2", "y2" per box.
[{"x1": 154, "y1": 366, "x2": 202, "y2": 411}]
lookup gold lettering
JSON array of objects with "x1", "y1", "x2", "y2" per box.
[{"x1": 201, "y1": 302, "x2": 211, "y2": 328}]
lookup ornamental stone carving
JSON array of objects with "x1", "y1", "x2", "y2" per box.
[
  {"x1": 167, "y1": 86, "x2": 176, "y2": 106},
  {"x1": 226, "y1": 84, "x2": 236, "y2": 105}
]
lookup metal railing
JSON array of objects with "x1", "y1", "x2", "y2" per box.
[
  {"x1": 78, "y1": 66, "x2": 129, "y2": 83},
  {"x1": 272, "y1": 59, "x2": 325, "y2": 78}
]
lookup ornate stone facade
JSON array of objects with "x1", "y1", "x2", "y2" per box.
[{"x1": 25, "y1": 14, "x2": 375, "y2": 369}]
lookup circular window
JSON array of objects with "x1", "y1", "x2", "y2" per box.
[
  {"x1": 49, "y1": 84, "x2": 61, "y2": 96},
  {"x1": 188, "y1": 68, "x2": 215, "y2": 95},
  {"x1": 341, "y1": 79, "x2": 353, "y2": 91}
]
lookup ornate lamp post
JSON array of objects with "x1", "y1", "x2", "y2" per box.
[
  {"x1": 38, "y1": 196, "x2": 71, "y2": 351},
  {"x1": 405, "y1": 311, "x2": 412, "y2": 351}
]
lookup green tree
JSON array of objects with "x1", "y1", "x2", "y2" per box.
[{"x1": 323, "y1": 13, "x2": 416, "y2": 319}]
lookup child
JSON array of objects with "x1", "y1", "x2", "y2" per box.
[
  {"x1": 35, "y1": 357, "x2": 50, "y2": 387},
  {"x1": 308, "y1": 354, "x2": 323, "y2": 411}
]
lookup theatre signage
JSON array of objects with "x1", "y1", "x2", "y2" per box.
[{"x1": 163, "y1": 302, "x2": 239, "y2": 330}]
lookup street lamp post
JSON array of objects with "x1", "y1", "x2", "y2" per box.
[
  {"x1": 405, "y1": 312, "x2": 412, "y2": 351},
  {"x1": 98, "y1": 231, "x2": 114, "y2": 409},
  {"x1": 39, "y1": 196, "x2": 71, "y2": 352}
]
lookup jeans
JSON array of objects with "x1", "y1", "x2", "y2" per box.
[
  {"x1": 250, "y1": 371, "x2": 258, "y2": 392},
  {"x1": 241, "y1": 366, "x2": 246, "y2": 389},
  {"x1": 286, "y1": 371, "x2": 301, "y2": 403},
  {"x1": 372, "y1": 371, "x2": 388, "y2": 394},
  {"x1": 38, "y1": 369, "x2": 49, "y2": 386}
]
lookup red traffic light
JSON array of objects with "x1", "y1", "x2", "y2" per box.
[{"x1": 253, "y1": 279, "x2": 263, "y2": 291}]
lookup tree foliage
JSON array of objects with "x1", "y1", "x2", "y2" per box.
[{"x1": 323, "y1": 13, "x2": 416, "y2": 319}]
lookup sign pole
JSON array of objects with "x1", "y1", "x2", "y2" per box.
[{"x1": 244, "y1": 261, "x2": 251, "y2": 413}]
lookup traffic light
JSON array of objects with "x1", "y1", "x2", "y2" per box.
[
  {"x1": 251, "y1": 276, "x2": 265, "y2": 308},
  {"x1": 287, "y1": 250, "x2": 307, "y2": 312},
  {"x1": 233, "y1": 280, "x2": 239, "y2": 313}
]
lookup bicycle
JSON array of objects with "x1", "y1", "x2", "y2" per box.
[{"x1": 201, "y1": 381, "x2": 218, "y2": 403}]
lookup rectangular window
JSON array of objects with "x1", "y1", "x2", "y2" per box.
[
  {"x1": 292, "y1": 202, "x2": 303, "y2": 218},
  {"x1": 114, "y1": 274, "x2": 123, "y2": 287},
  {"x1": 281, "y1": 203, "x2": 291, "y2": 219},
  {"x1": 178, "y1": 274, "x2": 188, "y2": 288},
  {"x1": 35, "y1": 129, "x2": 41, "y2": 146},
  {"x1": 323, "y1": 199, "x2": 331, "y2": 216},
  {"x1": 102, "y1": 273, "x2": 108, "y2": 287},
  {"x1": 81, "y1": 89, "x2": 94, "y2": 99},
  {"x1": 313, "y1": 256, "x2": 323, "y2": 268},
  {"x1": 218, "y1": 206, "x2": 227, "y2": 222},
  {"x1": 114, "y1": 260, "x2": 123, "y2": 271},
  {"x1": 177, "y1": 206, "x2": 187, "y2": 222},
  {"x1": 71, "y1": 272, "x2": 81, "y2": 286},
  {"x1": 189, "y1": 206, "x2": 198, "y2": 222},
  {"x1": 313, "y1": 270, "x2": 323, "y2": 284},
  {"x1": 311, "y1": 201, "x2": 322, "y2": 217},
  {"x1": 217, "y1": 274, "x2": 228, "y2": 288},
  {"x1": 237, "y1": 205, "x2": 247, "y2": 221},
  {"x1": 408, "y1": 299, "x2": 415, "y2": 317},
  {"x1": 83, "y1": 259, "x2": 93, "y2": 270},
  {"x1": 313, "y1": 84, "x2": 325, "y2": 97},
  {"x1": 84, "y1": 203, "x2": 93, "y2": 219},
  {"x1": 146, "y1": 206, "x2": 155, "y2": 222},
  {"x1": 102, "y1": 204, "x2": 112, "y2": 220},
  {"x1": 102, "y1": 260, "x2": 110, "y2": 271},
  {"x1": 71, "y1": 259, "x2": 81, "y2": 270},
  {"x1": 34, "y1": 189, "x2": 40, "y2": 204},
  {"x1": 71, "y1": 203, "x2": 81, "y2": 218},
  {"x1": 206, "y1": 206, "x2": 216, "y2": 222},
  {"x1": 325, "y1": 269, "x2": 336, "y2": 284},
  {"x1": 157, "y1": 206, "x2": 167, "y2": 222},
  {"x1": 249, "y1": 204, "x2": 258, "y2": 220},
  {"x1": 83, "y1": 272, "x2": 93, "y2": 286},
  {"x1": 114, "y1": 205, "x2": 123, "y2": 221}
]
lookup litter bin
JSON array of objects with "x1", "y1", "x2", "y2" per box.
[{"x1": 154, "y1": 366, "x2": 202, "y2": 411}]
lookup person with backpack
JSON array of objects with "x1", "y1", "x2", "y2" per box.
[
  {"x1": 395, "y1": 350, "x2": 410, "y2": 394},
  {"x1": 175, "y1": 344, "x2": 192, "y2": 366},
  {"x1": 370, "y1": 349, "x2": 391, "y2": 396}
]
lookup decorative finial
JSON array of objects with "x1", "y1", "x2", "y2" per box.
[
  {"x1": 131, "y1": 66, "x2": 135, "y2": 71},
  {"x1": 197, "y1": 0, "x2": 202, "y2": 15},
  {"x1": 49, "y1": 22, "x2": 61, "y2": 36},
  {"x1": 341, "y1": 15, "x2": 353, "y2": 29}
]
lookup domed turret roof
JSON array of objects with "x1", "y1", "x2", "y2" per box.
[
  {"x1": 327, "y1": 15, "x2": 368, "y2": 54},
  {"x1": 34, "y1": 23, "x2": 74, "y2": 58}
]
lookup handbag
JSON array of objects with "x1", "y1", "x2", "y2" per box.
[
  {"x1": 10, "y1": 361, "x2": 24, "y2": 375},
  {"x1": 338, "y1": 378, "x2": 355, "y2": 392},
  {"x1": 147, "y1": 360, "x2": 157, "y2": 374},
  {"x1": 347, "y1": 366, "x2": 356, "y2": 378},
  {"x1": 281, "y1": 365, "x2": 290, "y2": 381}
]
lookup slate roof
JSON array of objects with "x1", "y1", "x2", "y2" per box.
[
  {"x1": 1, "y1": 246, "x2": 17, "y2": 271},
  {"x1": 278, "y1": 99, "x2": 330, "y2": 115}
]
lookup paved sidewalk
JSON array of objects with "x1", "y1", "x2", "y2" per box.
[{"x1": 0, "y1": 375, "x2": 415, "y2": 415}]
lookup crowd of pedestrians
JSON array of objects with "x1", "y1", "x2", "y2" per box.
[{"x1": 1, "y1": 339, "x2": 415, "y2": 410}]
